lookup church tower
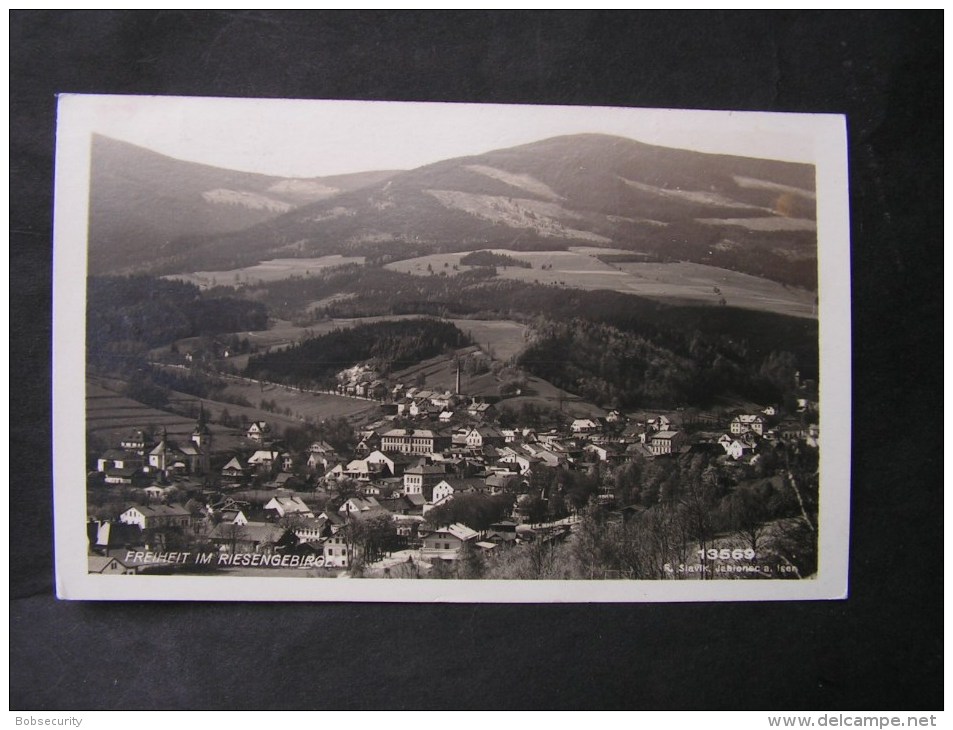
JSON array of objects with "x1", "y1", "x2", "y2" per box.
[{"x1": 192, "y1": 406, "x2": 212, "y2": 474}]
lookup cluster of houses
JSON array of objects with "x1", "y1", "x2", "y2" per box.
[
  {"x1": 89, "y1": 396, "x2": 818, "y2": 575},
  {"x1": 93, "y1": 424, "x2": 212, "y2": 486}
]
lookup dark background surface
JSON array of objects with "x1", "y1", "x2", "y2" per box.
[{"x1": 10, "y1": 11, "x2": 942, "y2": 710}]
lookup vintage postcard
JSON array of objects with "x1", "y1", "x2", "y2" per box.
[{"x1": 53, "y1": 95, "x2": 850, "y2": 601}]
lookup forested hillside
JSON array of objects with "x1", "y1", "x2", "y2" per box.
[{"x1": 243, "y1": 319, "x2": 471, "y2": 387}]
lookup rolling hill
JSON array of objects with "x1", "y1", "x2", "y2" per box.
[
  {"x1": 110, "y1": 134, "x2": 818, "y2": 288},
  {"x1": 87, "y1": 135, "x2": 397, "y2": 274}
]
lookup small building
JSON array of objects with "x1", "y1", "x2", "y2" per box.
[
  {"x1": 338, "y1": 496, "x2": 383, "y2": 517},
  {"x1": 220, "y1": 457, "x2": 246, "y2": 485},
  {"x1": 380, "y1": 428, "x2": 450, "y2": 456},
  {"x1": 464, "y1": 426, "x2": 505, "y2": 449},
  {"x1": 571, "y1": 418, "x2": 599, "y2": 435},
  {"x1": 420, "y1": 523, "x2": 479, "y2": 562},
  {"x1": 119, "y1": 504, "x2": 192, "y2": 530},
  {"x1": 648, "y1": 430, "x2": 687, "y2": 456},
  {"x1": 730, "y1": 414, "x2": 766, "y2": 436},
  {"x1": 209, "y1": 521, "x2": 286, "y2": 553},
  {"x1": 247, "y1": 421, "x2": 271, "y2": 443},
  {"x1": 264, "y1": 496, "x2": 314, "y2": 520},
  {"x1": 323, "y1": 534, "x2": 349, "y2": 568},
  {"x1": 403, "y1": 463, "x2": 447, "y2": 495}
]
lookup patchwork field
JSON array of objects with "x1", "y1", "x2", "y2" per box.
[
  {"x1": 386, "y1": 248, "x2": 816, "y2": 318},
  {"x1": 86, "y1": 376, "x2": 244, "y2": 452},
  {"x1": 87, "y1": 373, "x2": 378, "y2": 458},
  {"x1": 165, "y1": 255, "x2": 365, "y2": 289}
]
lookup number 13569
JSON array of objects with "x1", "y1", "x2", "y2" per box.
[{"x1": 698, "y1": 548, "x2": 756, "y2": 560}]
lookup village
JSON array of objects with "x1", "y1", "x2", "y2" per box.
[{"x1": 88, "y1": 359, "x2": 820, "y2": 580}]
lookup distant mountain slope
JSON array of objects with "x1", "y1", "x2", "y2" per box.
[
  {"x1": 92, "y1": 133, "x2": 817, "y2": 289},
  {"x1": 87, "y1": 135, "x2": 397, "y2": 273}
]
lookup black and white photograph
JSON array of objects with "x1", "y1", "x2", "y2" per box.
[{"x1": 53, "y1": 95, "x2": 850, "y2": 602}]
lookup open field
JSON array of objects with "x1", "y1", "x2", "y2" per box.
[
  {"x1": 389, "y1": 348, "x2": 605, "y2": 418},
  {"x1": 499, "y1": 376, "x2": 608, "y2": 420},
  {"x1": 88, "y1": 373, "x2": 378, "y2": 458},
  {"x1": 86, "y1": 376, "x2": 244, "y2": 452},
  {"x1": 611, "y1": 261, "x2": 816, "y2": 316},
  {"x1": 163, "y1": 316, "x2": 531, "y2": 370},
  {"x1": 386, "y1": 248, "x2": 816, "y2": 318},
  {"x1": 215, "y1": 379, "x2": 380, "y2": 425},
  {"x1": 165, "y1": 255, "x2": 365, "y2": 289},
  {"x1": 389, "y1": 346, "x2": 494, "y2": 396}
]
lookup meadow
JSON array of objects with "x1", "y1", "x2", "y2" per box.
[
  {"x1": 385, "y1": 247, "x2": 816, "y2": 318},
  {"x1": 165, "y1": 255, "x2": 365, "y2": 289}
]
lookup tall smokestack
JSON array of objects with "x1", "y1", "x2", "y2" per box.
[{"x1": 456, "y1": 363, "x2": 461, "y2": 395}]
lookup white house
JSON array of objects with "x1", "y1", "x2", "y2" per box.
[
  {"x1": 338, "y1": 497, "x2": 382, "y2": 517},
  {"x1": 248, "y1": 450, "x2": 280, "y2": 468},
  {"x1": 730, "y1": 414, "x2": 765, "y2": 436},
  {"x1": 723, "y1": 439, "x2": 752, "y2": 461},
  {"x1": 264, "y1": 496, "x2": 314, "y2": 519},
  {"x1": 247, "y1": 421, "x2": 271, "y2": 443},
  {"x1": 571, "y1": 418, "x2": 599, "y2": 434},
  {"x1": 420, "y1": 523, "x2": 478, "y2": 561},
  {"x1": 119, "y1": 504, "x2": 191, "y2": 530},
  {"x1": 323, "y1": 534, "x2": 349, "y2": 568},
  {"x1": 403, "y1": 463, "x2": 446, "y2": 495}
]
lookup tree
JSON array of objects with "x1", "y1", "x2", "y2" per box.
[
  {"x1": 346, "y1": 513, "x2": 399, "y2": 569},
  {"x1": 726, "y1": 483, "x2": 772, "y2": 553},
  {"x1": 219, "y1": 522, "x2": 246, "y2": 554},
  {"x1": 456, "y1": 540, "x2": 485, "y2": 579}
]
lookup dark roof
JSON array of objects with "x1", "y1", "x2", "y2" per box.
[
  {"x1": 124, "y1": 504, "x2": 190, "y2": 517},
  {"x1": 438, "y1": 477, "x2": 488, "y2": 493},
  {"x1": 378, "y1": 496, "x2": 413, "y2": 513},
  {"x1": 209, "y1": 522, "x2": 285, "y2": 543},
  {"x1": 405, "y1": 464, "x2": 447, "y2": 475},
  {"x1": 101, "y1": 448, "x2": 135, "y2": 460},
  {"x1": 105, "y1": 466, "x2": 141, "y2": 477}
]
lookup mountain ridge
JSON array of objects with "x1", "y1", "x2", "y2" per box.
[{"x1": 89, "y1": 133, "x2": 817, "y2": 289}]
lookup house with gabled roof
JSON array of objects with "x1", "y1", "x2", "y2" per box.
[
  {"x1": 88, "y1": 555, "x2": 138, "y2": 575},
  {"x1": 464, "y1": 426, "x2": 505, "y2": 449},
  {"x1": 119, "y1": 504, "x2": 192, "y2": 530},
  {"x1": 722, "y1": 438, "x2": 752, "y2": 461},
  {"x1": 221, "y1": 457, "x2": 246, "y2": 483},
  {"x1": 209, "y1": 521, "x2": 287, "y2": 553},
  {"x1": 338, "y1": 496, "x2": 383, "y2": 517},
  {"x1": 571, "y1": 418, "x2": 600, "y2": 435},
  {"x1": 119, "y1": 429, "x2": 148, "y2": 454},
  {"x1": 217, "y1": 507, "x2": 248, "y2": 526},
  {"x1": 730, "y1": 414, "x2": 765, "y2": 436},
  {"x1": 264, "y1": 495, "x2": 314, "y2": 519},
  {"x1": 307, "y1": 451, "x2": 332, "y2": 472},
  {"x1": 248, "y1": 449, "x2": 281, "y2": 472},
  {"x1": 420, "y1": 523, "x2": 478, "y2": 562},
  {"x1": 247, "y1": 421, "x2": 271, "y2": 443}
]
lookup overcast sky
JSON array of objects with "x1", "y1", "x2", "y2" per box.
[{"x1": 59, "y1": 95, "x2": 829, "y2": 178}]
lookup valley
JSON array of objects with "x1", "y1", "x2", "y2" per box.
[{"x1": 82, "y1": 127, "x2": 822, "y2": 584}]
